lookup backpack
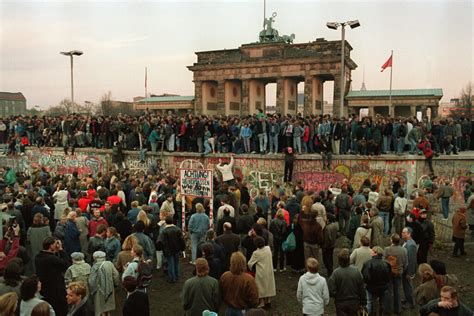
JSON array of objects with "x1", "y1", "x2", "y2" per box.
[
  {"x1": 386, "y1": 255, "x2": 400, "y2": 277},
  {"x1": 282, "y1": 225, "x2": 296, "y2": 252},
  {"x1": 136, "y1": 260, "x2": 154, "y2": 289}
]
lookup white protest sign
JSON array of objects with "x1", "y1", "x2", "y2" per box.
[{"x1": 179, "y1": 169, "x2": 213, "y2": 198}]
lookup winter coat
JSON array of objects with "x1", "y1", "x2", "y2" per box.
[
  {"x1": 370, "y1": 215, "x2": 384, "y2": 247},
  {"x1": 27, "y1": 225, "x2": 52, "y2": 265},
  {"x1": 452, "y1": 210, "x2": 468, "y2": 239},
  {"x1": 269, "y1": 218, "x2": 287, "y2": 242},
  {"x1": 64, "y1": 220, "x2": 81, "y2": 256},
  {"x1": 362, "y1": 256, "x2": 391, "y2": 294},
  {"x1": 248, "y1": 246, "x2": 276, "y2": 298},
  {"x1": 35, "y1": 250, "x2": 69, "y2": 316}
]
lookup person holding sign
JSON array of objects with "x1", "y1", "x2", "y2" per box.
[{"x1": 216, "y1": 154, "x2": 235, "y2": 185}]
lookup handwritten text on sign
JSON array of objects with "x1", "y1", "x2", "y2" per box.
[{"x1": 180, "y1": 169, "x2": 213, "y2": 198}]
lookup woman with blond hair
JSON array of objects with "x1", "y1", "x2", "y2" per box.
[
  {"x1": 0, "y1": 292, "x2": 18, "y2": 316},
  {"x1": 414, "y1": 263, "x2": 438, "y2": 307},
  {"x1": 116, "y1": 235, "x2": 139, "y2": 272},
  {"x1": 219, "y1": 252, "x2": 259, "y2": 314}
]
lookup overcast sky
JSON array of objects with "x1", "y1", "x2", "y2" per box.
[{"x1": 1, "y1": 0, "x2": 472, "y2": 109}]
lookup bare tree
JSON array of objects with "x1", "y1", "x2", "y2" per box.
[
  {"x1": 100, "y1": 91, "x2": 113, "y2": 115},
  {"x1": 451, "y1": 82, "x2": 473, "y2": 119}
]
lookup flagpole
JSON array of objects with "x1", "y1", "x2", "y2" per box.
[
  {"x1": 145, "y1": 67, "x2": 148, "y2": 110},
  {"x1": 389, "y1": 50, "x2": 393, "y2": 116}
]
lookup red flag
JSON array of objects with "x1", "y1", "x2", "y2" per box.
[{"x1": 380, "y1": 55, "x2": 392, "y2": 72}]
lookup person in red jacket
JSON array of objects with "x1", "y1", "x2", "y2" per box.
[
  {"x1": 88, "y1": 209, "x2": 109, "y2": 237},
  {"x1": 418, "y1": 136, "x2": 434, "y2": 175},
  {"x1": 0, "y1": 225, "x2": 20, "y2": 274}
]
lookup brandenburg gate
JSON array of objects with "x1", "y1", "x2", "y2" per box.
[{"x1": 188, "y1": 14, "x2": 357, "y2": 118}]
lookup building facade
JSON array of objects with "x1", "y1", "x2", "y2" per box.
[
  {"x1": 346, "y1": 89, "x2": 442, "y2": 118},
  {"x1": 0, "y1": 92, "x2": 27, "y2": 117},
  {"x1": 188, "y1": 38, "x2": 357, "y2": 118}
]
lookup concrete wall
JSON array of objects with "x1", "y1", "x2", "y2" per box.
[{"x1": 2, "y1": 149, "x2": 472, "y2": 205}]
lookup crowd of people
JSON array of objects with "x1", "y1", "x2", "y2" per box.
[
  {"x1": 0, "y1": 142, "x2": 473, "y2": 315},
  {"x1": 1, "y1": 112, "x2": 472, "y2": 158}
]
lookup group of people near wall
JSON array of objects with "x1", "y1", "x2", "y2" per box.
[
  {"x1": 1, "y1": 112, "x2": 472, "y2": 158},
  {"x1": 0, "y1": 149, "x2": 473, "y2": 315}
]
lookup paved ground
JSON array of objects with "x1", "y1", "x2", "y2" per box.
[{"x1": 112, "y1": 235, "x2": 474, "y2": 315}]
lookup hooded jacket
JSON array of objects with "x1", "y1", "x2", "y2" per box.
[{"x1": 297, "y1": 272, "x2": 329, "y2": 315}]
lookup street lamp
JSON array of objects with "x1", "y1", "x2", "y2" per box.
[
  {"x1": 326, "y1": 20, "x2": 360, "y2": 118},
  {"x1": 60, "y1": 50, "x2": 83, "y2": 105}
]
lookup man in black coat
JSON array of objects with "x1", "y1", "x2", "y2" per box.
[
  {"x1": 122, "y1": 276, "x2": 150, "y2": 316},
  {"x1": 362, "y1": 246, "x2": 392, "y2": 316},
  {"x1": 215, "y1": 222, "x2": 240, "y2": 271},
  {"x1": 35, "y1": 236, "x2": 70, "y2": 316}
]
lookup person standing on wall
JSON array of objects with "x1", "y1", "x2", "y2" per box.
[{"x1": 284, "y1": 147, "x2": 295, "y2": 183}]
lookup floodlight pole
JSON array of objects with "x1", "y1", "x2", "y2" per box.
[{"x1": 340, "y1": 24, "x2": 346, "y2": 118}]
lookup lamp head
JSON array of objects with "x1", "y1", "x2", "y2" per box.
[
  {"x1": 347, "y1": 20, "x2": 360, "y2": 29},
  {"x1": 60, "y1": 50, "x2": 84, "y2": 56},
  {"x1": 326, "y1": 22, "x2": 339, "y2": 30}
]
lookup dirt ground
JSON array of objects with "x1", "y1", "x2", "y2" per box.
[{"x1": 112, "y1": 240, "x2": 474, "y2": 315}]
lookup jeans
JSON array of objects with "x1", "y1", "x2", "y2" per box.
[
  {"x1": 367, "y1": 289, "x2": 388, "y2": 316},
  {"x1": 190, "y1": 232, "x2": 205, "y2": 262},
  {"x1": 408, "y1": 138, "x2": 418, "y2": 154},
  {"x1": 441, "y1": 197, "x2": 450, "y2": 219},
  {"x1": 380, "y1": 211, "x2": 390, "y2": 235},
  {"x1": 402, "y1": 274, "x2": 414, "y2": 306},
  {"x1": 293, "y1": 136, "x2": 302, "y2": 154},
  {"x1": 166, "y1": 253, "x2": 180, "y2": 282},
  {"x1": 258, "y1": 133, "x2": 268, "y2": 152},
  {"x1": 225, "y1": 307, "x2": 245, "y2": 316},
  {"x1": 397, "y1": 138, "x2": 405, "y2": 154},
  {"x1": 383, "y1": 135, "x2": 392, "y2": 153},
  {"x1": 269, "y1": 134, "x2": 278, "y2": 153},
  {"x1": 204, "y1": 140, "x2": 212, "y2": 154},
  {"x1": 384, "y1": 276, "x2": 402, "y2": 314}
]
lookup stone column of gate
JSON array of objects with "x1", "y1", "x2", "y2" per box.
[
  {"x1": 332, "y1": 74, "x2": 343, "y2": 118},
  {"x1": 217, "y1": 80, "x2": 226, "y2": 114},
  {"x1": 241, "y1": 79, "x2": 250, "y2": 116},
  {"x1": 303, "y1": 76, "x2": 314, "y2": 116},
  {"x1": 276, "y1": 77, "x2": 285, "y2": 115},
  {"x1": 431, "y1": 106, "x2": 439, "y2": 119},
  {"x1": 194, "y1": 80, "x2": 203, "y2": 114}
]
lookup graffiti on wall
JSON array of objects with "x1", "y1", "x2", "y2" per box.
[{"x1": 0, "y1": 149, "x2": 470, "y2": 204}]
